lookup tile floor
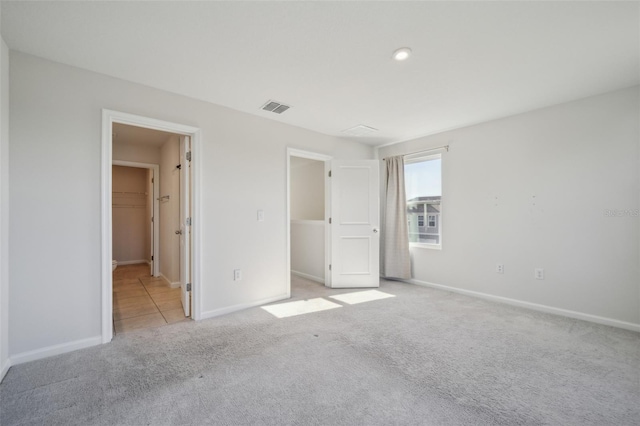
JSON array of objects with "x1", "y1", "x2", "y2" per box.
[{"x1": 113, "y1": 263, "x2": 189, "y2": 333}]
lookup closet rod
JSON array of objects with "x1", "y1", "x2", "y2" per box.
[
  {"x1": 112, "y1": 191, "x2": 148, "y2": 195},
  {"x1": 382, "y1": 144, "x2": 448, "y2": 161}
]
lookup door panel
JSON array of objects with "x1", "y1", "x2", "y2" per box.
[
  {"x1": 338, "y1": 237, "x2": 371, "y2": 274},
  {"x1": 330, "y1": 160, "x2": 380, "y2": 288},
  {"x1": 338, "y1": 167, "x2": 371, "y2": 223}
]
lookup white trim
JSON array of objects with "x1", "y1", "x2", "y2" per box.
[
  {"x1": 102, "y1": 109, "x2": 203, "y2": 345},
  {"x1": 291, "y1": 270, "x2": 325, "y2": 284},
  {"x1": 200, "y1": 294, "x2": 289, "y2": 320},
  {"x1": 0, "y1": 358, "x2": 10, "y2": 382},
  {"x1": 191, "y1": 129, "x2": 203, "y2": 321},
  {"x1": 159, "y1": 273, "x2": 181, "y2": 289},
  {"x1": 409, "y1": 243, "x2": 442, "y2": 250},
  {"x1": 112, "y1": 159, "x2": 160, "y2": 277},
  {"x1": 286, "y1": 148, "x2": 333, "y2": 296},
  {"x1": 406, "y1": 278, "x2": 640, "y2": 333},
  {"x1": 10, "y1": 336, "x2": 102, "y2": 366},
  {"x1": 101, "y1": 110, "x2": 113, "y2": 344},
  {"x1": 116, "y1": 260, "x2": 148, "y2": 266}
]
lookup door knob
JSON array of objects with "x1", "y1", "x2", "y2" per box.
[
  {"x1": 175, "y1": 230, "x2": 182, "y2": 235},
  {"x1": 373, "y1": 228, "x2": 379, "y2": 233}
]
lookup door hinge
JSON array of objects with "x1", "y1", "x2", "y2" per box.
[
  {"x1": 151, "y1": 178, "x2": 154, "y2": 183},
  {"x1": 151, "y1": 217, "x2": 154, "y2": 223},
  {"x1": 186, "y1": 217, "x2": 192, "y2": 226},
  {"x1": 328, "y1": 170, "x2": 332, "y2": 177},
  {"x1": 186, "y1": 151, "x2": 192, "y2": 162},
  {"x1": 151, "y1": 255, "x2": 154, "y2": 261},
  {"x1": 329, "y1": 264, "x2": 332, "y2": 271},
  {"x1": 186, "y1": 283, "x2": 192, "y2": 292},
  {"x1": 329, "y1": 217, "x2": 332, "y2": 224}
]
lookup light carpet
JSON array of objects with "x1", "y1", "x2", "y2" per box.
[{"x1": 1, "y1": 275, "x2": 638, "y2": 425}]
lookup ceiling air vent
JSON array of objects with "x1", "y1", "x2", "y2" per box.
[
  {"x1": 342, "y1": 125, "x2": 378, "y2": 137},
  {"x1": 261, "y1": 100, "x2": 291, "y2": 114}
]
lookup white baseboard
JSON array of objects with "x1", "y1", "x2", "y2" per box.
[
  {"x1": 291, "y1": 270, "x2": 325, "y2": 284},
  {"x1": 0, "y1": 358, "x2": 10, "y2": 383},
  {"x1": 200, "y1": 294, "x2": 289, "y2": 321},
  {"x1": 159, "y1": 273, "x2": 181, "y2": 289},
  {"x1": 117, "y1": 260, "x2": 147, "y2": 266},
  {"x1": 10, "y1": 336, "x2": 102, "y2": 366},
  {"x1": 406, "y1": 278, "x2": 640, "y2": 333}
]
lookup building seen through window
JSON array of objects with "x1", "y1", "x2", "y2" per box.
[{"x1": 404, "y1": 155, "x2": 441, "y2": 246}]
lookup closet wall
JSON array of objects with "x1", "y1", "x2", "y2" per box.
[
  {"x1": 112, "y1": 166, "x2": 150, "y2": 264},
  {"x1": 113, "y1": 142, "x2": 160, "y2": 164}
]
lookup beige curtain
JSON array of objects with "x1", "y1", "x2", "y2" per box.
[{"x1": 381, "y1": 156, "x2": 411, "y2": 279}]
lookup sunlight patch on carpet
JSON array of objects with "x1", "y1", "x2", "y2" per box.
[
  {"x1": 262, "y1": 298, "x2": 342, "y2": 318},
  {"x1": 329, "y1": 290, "x2": 395, "y2": 305}
]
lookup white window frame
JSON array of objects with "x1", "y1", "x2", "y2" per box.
[{"x1": 405, "y1": 153, "x2": 442, "y2": 250}]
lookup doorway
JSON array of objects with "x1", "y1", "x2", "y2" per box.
[
  {"x1": 102, "y1": 110, "x2": 201, "y2": 343},
  {"x1": 112, "y1": 161, "x2": 160, "y2": 277},
  {"x1": 287, "y1": 149, "x2": 381, "y2": 294},
  {"x1": 286, "y1": 149, "x2": 332, "y2": 297}
]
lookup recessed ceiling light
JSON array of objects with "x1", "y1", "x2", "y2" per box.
[{"x1": 392, "y1": 47, "x2": 412, "y2": 61}]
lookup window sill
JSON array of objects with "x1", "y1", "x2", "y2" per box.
[{"x1": 409, "y1": 243, "x2": 442, "y2": 250}]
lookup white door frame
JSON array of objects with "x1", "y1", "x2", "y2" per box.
[
  {"x1": 112, "y1": 160, "x2": 160, "y2": 277},
  {"x1": 101, "y1": 109, "x2": 202, "y2": 343},
  {"x1": 286, "y1": 148, "x2": 332, "y2": 296}
]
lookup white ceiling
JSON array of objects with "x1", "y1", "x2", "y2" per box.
[
  {"x1": 113, "y1": 123, "x2": 175, "y2": 148},
  {"x1": 2, "y1": 1, "x2": 638, "y2": 146}
]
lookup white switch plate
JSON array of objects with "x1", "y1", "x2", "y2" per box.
[
  {"x1": 257, "y1": 210, "x2": 264, "y2": 222},
  {"x1": 535, "y1": 268, "x2": 544, "y2": 280},
  {"x1": 496, "y1": 264, "x2": 504, "y2": 274},
  {"x1": 234, "y1": 269, "x2": 242, "y2": 281}
]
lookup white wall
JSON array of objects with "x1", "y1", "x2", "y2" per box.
[
  {"x1": 113, "y1": 141, "x2": 160, "y2": 164},
  {"x1": 159, "y1": 135, "x2": 180, "y2": 284},
  {"x1": 290, "y1": 221, "x2": 325, "y2": 282},
  {"x1": 0, "y1": 12, "x2": 10, "y2": 380},
  {"x1": 8, "y1": 52, "x2": 373, "y2": 356},
  {"x1": 112, "y1": 166, "x2": 149, "y2": 264},
  {"x1": 378, "y1": 87, "x2": 640, "y2": 327},
  {"x1": 290, "y1": 157, "x2": 324, "y2": 220}
]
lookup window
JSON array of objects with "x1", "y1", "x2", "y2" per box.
[{"x1": 404, "y1": 154, "x2": 441, "y2": 247}]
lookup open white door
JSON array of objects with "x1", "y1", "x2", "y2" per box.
[
  {"x1": 330, "y1": 160, "x2": 380, "y2": 288},
  {"x1": 149, "y1": 169, "x2": 154, "y2": 276},
  {"x1": 179, "y1": 136, "x2": 192, "y2": 317}
]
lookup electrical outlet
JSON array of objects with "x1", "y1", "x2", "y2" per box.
[
  {"x1": 234, "y1": 269, "x2": 242, "y2": 281},
  {"x1": 535, "y1": 268, "x2": 544, "y2": 280},
  {"x1": 496, "y1": 264, "x2": 504, "y2": 274}
]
